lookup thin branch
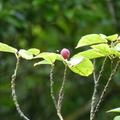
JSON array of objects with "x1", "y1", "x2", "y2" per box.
[
  {"x1": 96, "y1": 57, "x2": 108, "y2": 83},
  {"x1": 57, "y1": 65, "x2": 67, "y2": 111},
  {"x1": 92, "y1": 60, "x2": 119, "y2": 119},
  {"x1": 11, "y1": 55, "x2": 29, "y2": 120},
  {"x1": 57, "y1": 65, "x2": 67, "y2": 120},
  {"x1": 49, "y1": 63, "x2": 67, "y2": 120},
  {"x1": 57, "y1": 112, "x2": 64, "y2": 120},
  {"x1": 49, "y1": 64, "x2": 57, "y2": 109},
  {"x1": 93, "y1": 59, "x2": 97, "y2": 83},
  {"x1": 90, "y1": 57, "x2": 107, "y2": 120}
]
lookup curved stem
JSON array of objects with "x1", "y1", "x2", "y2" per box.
[
  {"x1": 50, "y1": 64, "x2": 57, "y2": 109},
  {"x1": 11, "y1": 56, "x2": 29, "y2": 120}
]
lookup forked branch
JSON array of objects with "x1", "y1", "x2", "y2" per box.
[
  {"x1": 90, "y1": 57, "x2": 107, "y2": 120},
  {"x1": 49, "y1": 64, "x2": 67, "y2": 120},
  {"x1": 92, "y1": 60, "x2": 119, "y2": 120}
]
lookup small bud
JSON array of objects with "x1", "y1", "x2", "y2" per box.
[{"x1": 60, "y1": 48, "x2": 70, "y2": 59}]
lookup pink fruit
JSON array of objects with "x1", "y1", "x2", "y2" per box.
[
  {"x1": 60, "y1": 48, "x2": 70, "y2": 59},
  {"x1": 117, "y1": 36, "x2": 120, "y2": 41},
  {"x1": 117, "y1": 39, "x2": 120, "y2": 42}
]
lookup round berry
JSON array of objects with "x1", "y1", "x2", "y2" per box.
[{"x1": 60, "y1": 48, "x2": 70, "y2": 59}]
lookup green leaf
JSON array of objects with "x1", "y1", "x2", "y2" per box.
[
  {"x1": 19, "y1": 49, "x2": 33, "y2": 60},
  {"x1": 56, "y1": 54, "x2": 65, "y2": 61},
  {"x1": 114, "y1": 43, "x2": 120, "y2": 52},
  {"x1": 91, "y1": 44, "x2": 111, "y2": 56},
  {"x1": 0, "y1": 42, "x2": 17, "y2": 53},
  {"x1": 27, "y1": 48, "x2": 40, "y2": 55},
  {"x1": 106, "y1": 34, "x2": 118, "y2": 41},
  {"x1": 34, "y1": 52, "x2": 57, "y2": 63},
  {"x1": 99, "y1": 34, "x2": 107, "y2": 39},
  {"x1": 73, "y1": 45, "x2": 120, "y2": 60},
  {"x1": 34, "y1": 60, "x2": 52, "y2": 66},
  {"x1": 107, "y1": 107, "x2": 120, "y2": 113},
  {"x1": 76, "y1": 34, "x2": 107, "y2": 48},
  {"x1": 72, "y1": 49, "x2": 105, "y2": 59},
  {"x1": 114, "y1": 116, "x2": 120, "y2": 120},
  {"x1": 68, "y1": 56, "x2": 84, "y2": 66},
  {"x1": 109, "y1": 48, "x2": 120, "y2": 58},
  {"x1": 68, "y1": 56, "x2": 94, "y2": 76},
  {"x1": 91, "y1": 43, "x2": 120, "y2": 58}
]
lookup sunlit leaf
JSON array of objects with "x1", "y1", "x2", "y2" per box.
[
  {"x1": 19, "y1": 49, "x2": 33, "y2": 60},
  {"x1": 72, "y1": 49, "x2": 105, "y2": 59},
  {"x1": 68, "y1": 56, "x2": 94, "y2": 76},
  {"x1": 76, "y1": 34, "x2": 107, "y2": 48},
  {"x1": 34, "y1": 60, "x2": 52, "y2": 66},
  {"x1": 0, "y1": 42, "x2": 17, "y2": 53},
  {"x1": 106, "y1": 34, "x2": 118, "y2": 41},
  {"x1": 91, "y1": 44, "x2": 111, "y2": 56},
  {"x1": 91, "y1": 43, "x2": 120, "y2": 58},
  {"x1": 68, "y1": 56, "x2": 84, "y2": 67},
  {"x1": 34, "y1": 52, "x2": 57, "y2": 63},
  {"x1": 27, "y1": 48, "x2": 40, "y2": 55},
  {"x1": 56, "y1": 54, "x2": 65, "y2": 61},
  {"x1": 114, "y1": 43, "x2": 120, "y2": 52},
  {"x1": 109, "y1": 48, "x2": 120, "y2": 58},
  {"x1": 99, "y1": 34, "x2": 107, "y2": 39},
  {"x1": 114, "y1": 116, "x2": 120, "y2": 120},
  {"x1": 107, "y1": 107, "x2": 120, "y2": 113}
]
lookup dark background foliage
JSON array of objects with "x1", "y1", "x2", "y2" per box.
[{"x1": 0, "y1": 0, "x2": 120, "y2": 120}]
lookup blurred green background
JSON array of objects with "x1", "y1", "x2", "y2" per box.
[{"x1": 0, "y1": 0, "x2": 120, "y2": 120}]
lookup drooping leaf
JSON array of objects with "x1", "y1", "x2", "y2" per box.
[
  {"x1": 106, "y1": 34, "x2": 118, "y2": 42},
  {"x1": 34, "y1": 60, "x2": 52, "y2": 66},
  {"x1": 114, "y1": 116, "x2": 120, "y2": 120},
  {"x1": 56, "y1": 54, "x2": 65, "y2": 61},
  {"x1": 19, "y1": 49, "x2": 33, "y2": 60},
  {"x1": 0, "y1": 42, "x2": 17, "y2": 53},
  {"x1": 68, "y1": 56, "x2": 94, "y2": 76},
  {"x1": 72, "y1": 49, "x2": 105, "y2": 59},
  {"x1": 27, "y1": 48, "x2": 40, "y2": 55},
  {"x1": 76, "y1": 34, "x2": 107, "y2": 48},
  {"x1": 34, "y1": 52, "x2": 57, "y2": 63},
  {"x1": 107, "y1": 107, "x2": 120, "y2": 113}
]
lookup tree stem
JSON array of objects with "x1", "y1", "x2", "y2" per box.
[
  {"x1": 57, "y1": 112, "x2": 64, "y2": 120},
  {"x1": 11, "y1": 55, "x2": 29, "y2": 120},
  {"x1": 50, "y1": 64, "x2": 57, "y2": 109}
]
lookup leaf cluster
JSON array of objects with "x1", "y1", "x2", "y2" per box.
[{"x1": 0, "y1": 33, "x2": 120, "y2": 77}]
